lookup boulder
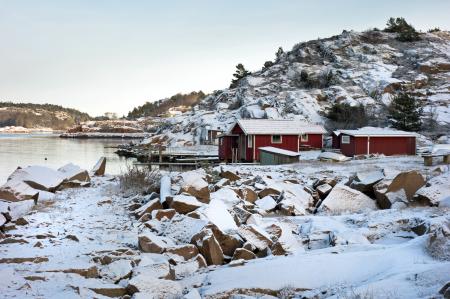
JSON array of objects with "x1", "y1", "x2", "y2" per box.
[
  {"x1": 316, "y1": 183, "x2": 332, "y2": 199},
  {"x1": 0, "y1": 180, "x2": 39, "y2": 202},
  {"x1": 165, "y1": 244, "x2": 199, "y2": 261},
  {"x1": 127, "y1": 276, "x2": 182, "y2": 298},
  {"x1": 232, "y1": 248, "x2": 256, "y2": 260},
  {"x1": 100, "y1": 259, "x2": 133, "y2": 282},
  {"x1": 236, "y1": 187, "x2": 258, "y2": 203},
  {"x1": 132, "y1": 255, "x2": 174, "y2": 280},
  {"x1": 238, "y1": 225, "x2": 273, "y2": 252},
  {"x1": 426, "y1": 222, "x2": 450, "y2": 261},
  {"x1": 318, "y1": 185, "x2": 377, "y2": 214},
  {"x1": 207, "y1": 224, "x2": 243, "y2": 257},
  {"x1": 7, "y1": 166, "x2": 65, "y2": 192},
  {"x1": 134, "y1": 198, "x2": 163, "y2": 219},
  {"x1": 414, "y1": 172, "x2": 450, "y2": 207},
  {"x1": 203, "y1": 198, "x2": 238, "y2": 231},
  {"x1": 170, "y1": 194, "x2": 203, "y2": 214},
  {"x1": 318, "y1": 152, "x2": 351, "y2": 162},
  {"x1": 89, "y1": 286, "x2": 127, "y2": 298},
  {"x1": 151, "y1": 209, "x2": 177, "y2": 221},
  {"x1": 180, "y1": 171, "x2": 210, "y2": 203},
  {"x1": 191, "y1": 229, "x2": 224, "y2": 265},
  {"x1": 258, "y1": 188, "x2": 280, "y2": 198},
  {"x1": 349, "y1": 170, "x2": 384, "y2": 194},
  {"x1": 231, "y1": 205, "x2": 252, "y2": 225},
  {"x1": 138, "y1": 231, "x2": 174, "y2": 253},
  {"x1": 58, "y1": 163, "x2": 90, "y2": 182},
  {"x1": 220, "y1": 170, "x2": 241, "y2": 181},
  {"x1": 92, "y1": 157, "x2": 106, "y2": 176},
  {"x1": 255, "y1": 196, "x2": 277, "y2": 212},
  {"x1": 387, "y1": 171, "x2": 425, "y2": 201}
]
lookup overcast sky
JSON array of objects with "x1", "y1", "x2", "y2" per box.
[{"x1": 1, "y1": 0, "x2": 449, "y2": 116}]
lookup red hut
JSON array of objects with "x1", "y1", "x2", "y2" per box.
[
  {"x1": 335, "y1": 128, "x2": 417, "y2": 157},
  {"x1": 218, "y1": 119, "x2": 326, "y2": 162}
]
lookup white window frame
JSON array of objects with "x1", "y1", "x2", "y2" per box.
[
  {"x1": 271, "y1": 135, "x2": 282, "y2": 144},
  {"x1": 341, "y1": 135, "x2": 350, "y2": 144},
  {"x1": 247, "y1": 135, "x2": 253, "y2": 148},
  {"x1": 300, "y1": 133, "x2": 308, "y2": 142}
]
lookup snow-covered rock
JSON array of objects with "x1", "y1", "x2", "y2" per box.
[{"x1": 319, "y1": 185, "x2": 377, "y2": 214}]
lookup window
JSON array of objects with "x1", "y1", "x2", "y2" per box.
[
  {"x1": 247, "y1": 135, "x2": 253, "y2": 148},
  {"x1": 300, "y1": 134, "x2": 308, "y2": 142},
  {"x1": 219, "y1": 138, "x2": 223, "y2": 146},
  {"x1": 271, "y1": 135, "x2": 282, "y2": 144},
  {"x1": 342, "y1": 135, "x2": 350, "y2": 144}
]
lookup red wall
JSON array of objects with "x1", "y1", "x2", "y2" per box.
[
  {"x1": 340, "y1": 134, "x2": 416, "y2": 156},
  {"x1": 299, "y1": 134, "x2": 323, "y2": 149}
]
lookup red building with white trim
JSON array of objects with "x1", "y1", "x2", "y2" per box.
[
  {"x1": 333, "y1": 128, "x2": 417, "y2": 157},
  {"x1": 218, "y1": 119, "x2": 326, "y2": 162}
]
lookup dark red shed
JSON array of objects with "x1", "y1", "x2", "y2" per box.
[{"x1": 335, "y1": 128, "x2": 417, "y2": 157}]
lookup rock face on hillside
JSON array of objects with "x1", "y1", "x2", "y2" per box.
[{"x1": 141, "y1": 30, "x2": 450, "y2": 146}]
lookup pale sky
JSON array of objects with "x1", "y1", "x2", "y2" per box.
[{"x1": 0, "y1": 0, "x2": 449, "y2": 116}]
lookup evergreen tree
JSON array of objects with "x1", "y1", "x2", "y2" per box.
[
  {"x1": 276, "y1": 47, "x2": 284, "y2": 59},
  {"x1": 230, "y1": 63, "x2": 251, "y2": 88},
  {"x1": 384, "y1": 17, "x2": 420, "y2": 42},
  {"x1": 388, "y1": 93, "x2": 423, "y2": 131}
]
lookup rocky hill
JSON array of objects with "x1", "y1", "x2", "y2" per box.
[
  {"x1": 0, "y1": 102, "x2": 91, "y2": 130},
  {"x1": 145, "y1": 27, "x2": 450, "y2": 146}
]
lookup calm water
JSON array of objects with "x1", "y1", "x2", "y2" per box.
[{"x1": 0, "y1": 133, "x2": 136, "y2": 184}]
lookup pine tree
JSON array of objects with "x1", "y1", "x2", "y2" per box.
[
  {"x1": 384, "y1": 17, "x2": 420, "y2": 42},
  {"x1": 276, "y1": 47, "x2": 284, "y2": 60},
  {"x1": 230, "y1": 63, "x2": 251, "y2": 88},
  {"x1": 388, "y1": 93, "x2": 423, "y2": 131}
]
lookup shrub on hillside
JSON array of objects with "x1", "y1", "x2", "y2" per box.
[
  {"x1": 384, "y1": 17, "x2": 420, "y2": 42},
  {"x1": 326, "y1": 103, "x2": 368, "y2": 129}
]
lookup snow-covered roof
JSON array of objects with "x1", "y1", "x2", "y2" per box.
[
  {"x1": 337, "y1": 127, "x2": 417, "y2": 137},
  {"x1": 232, "y1": 119, "x2": 326, "y2": 135},
  {"x1": 259, "y1": 146, "x2": 301, "y2": 157}
]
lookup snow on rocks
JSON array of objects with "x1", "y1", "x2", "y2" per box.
[
  {"x1": 318, "y1": 184, "x2": 378, "y2": 214},
  {"x1": 180, "y1": 170, "x2": 210, "y2": 203},
  {"x1": 170, "y1": 194, "x2": 203, "y2": 214},
  {"x1": 415, "y1": 171, "x2": 450, "y2": 207}
]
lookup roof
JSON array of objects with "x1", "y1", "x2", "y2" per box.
[
  {"x1": 231, "y1": 119, "x2": 326, "y2": 135},
  {"x1": 258, "y1": 146, "x2": 301, "y2": 157},
  {"x1": 337, "y1": 127, "x2": 417, "y2": 137}
]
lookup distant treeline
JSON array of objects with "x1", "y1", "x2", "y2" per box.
[
  {"x1": 127, "y1": 91, "x2": 206, "y2": 119},
  {"x1": 0, "y1": 101, "x2": 91, "y2": 129}
]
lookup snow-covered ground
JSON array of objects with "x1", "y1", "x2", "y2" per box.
[{"x1": 0, "y1": 154, "x2": 449, "y2": 298}]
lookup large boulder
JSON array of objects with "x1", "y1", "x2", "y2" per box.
[
  {"x1": 349, "y1": 170, "x2": 384, "y2": 194},
  {"x1": 180, "y1": 171, "x2": 210, "y2": 203},
  {"x1": 0, "y1": 180, "x2": 39, "y2": 202},
  {"x1": 375, "y1": 171, "x2": 426, "y2": 209},
  {"x1": 232, "y1": 248, "x2": 257, "y2": 260},
  {"x1": 58, "y1": 163, "x2": 90, "y2": 182},
  {"x1": 151, "y1": 209, "x2": 177, "y2": 221},
  {"x1": 165, "y1": 244, "x2": 199, "y2": 261},
  {"x1": 92, "y1": 157, "x2": 106, "y2": 176},
  {"x1": 170, "y1": 194, "x2": 203, "y2": 214},
  {"x1": 236, "y1": 187, "x2": 258, "y2": 203},
  {"x1": 127, "y1": 276, "x2": 182, "y2": 298},
  {"x1": 318, "y1": 185, "x2": 377, "y2": 214},
  {"x1": 238, "y1": 225, "x2": 273, "y2": 253},
  {"x1": 255, "y1": 196, "x2": 277, "y2": 212},
  {"x1": 138, "y1": 231, "x2": 175, "y2": 253},
  {"x1": 207, "y1": 224, "x2": 243, "y2": 257},
  {"x1": 191, "y1": 229, "x2": 224, "y2": 265},
  {"x1": 202, "y1": 198, "x2": 238, "y2": 232},
  {"x1": 258, "y1": 188, "x2": 280, "y2": 198},
  {"x1": 134, "y1": 198, "x2": 163, "y2": 219},
  {"x1": 414, "y1": 172, "x2": 450, "y2": 207},
  {"x1": 6, "y1": 166, "x2": 65, "y2": 192},
  {"x1": 426, "y1": 222, "x2": 450, "y2": 261},
  {"x1": 316, "y1": 183, "x2": 333, "y2": 199},
  {"x1": 220, "y1": 170, "x2": 241, "y2": 181},
  {"x1": 387, "y1": 171, "x2": 425, "y2": 201}
]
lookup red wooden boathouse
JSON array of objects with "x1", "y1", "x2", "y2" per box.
[
  {"x1": 332, "y1": 127, "x2": 417, "y2": 157},
  {"x1": 218, "y1": 119, "x2": 326, "y2": 162}
]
